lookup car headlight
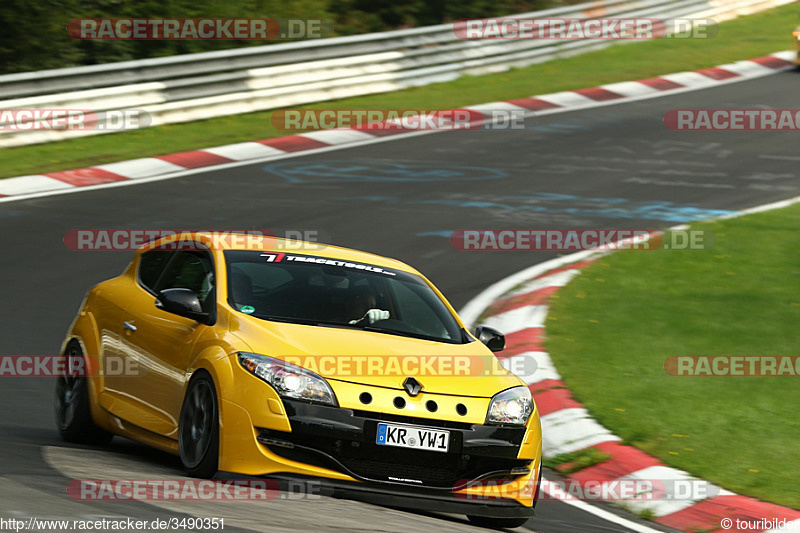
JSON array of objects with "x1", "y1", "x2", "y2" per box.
[
  {"x1": 486, "y1": 386, "x2": 533, "y2": 426},
  {"x1": 238, "y1": 353, "x2": 337, "y2": 406}
]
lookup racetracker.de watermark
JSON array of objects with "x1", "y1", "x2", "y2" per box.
[
  {"x1": 245, "y1": 354, "x2": 539, "y2": 379},
  {"x1": 67, "y1": 18, "x2": 331, "y2": 40},
  {"x1": 450, "y1": 229, "x2": 713, "y2": 251},
  {"x1": 68, "y1": 479, "x2": 321, "y2": 501},
  {"x1": 270, "y1": 109, "x2": 527, "y2": 131},
  {"x1": 456, "y1": 478, "x2": 720, "y2": 501},
  {"x1": 665, "y1": 109, "x2": 800, "y2": 131},
  {"x1": 665, "y1": 356, "x2": 800, "y2": 376},
  {"x1": 63, "y1": 229, "x2": 328, "y2": 251},
  {"x1": 0, "y1": 355, "x2": 140, "y2": 377},
  {"x1": 0, "y1": 109, "x2": 149, "y2": 131},
  {"x1": 453, "y1": 18, "x2": 717, "y2": 40}
]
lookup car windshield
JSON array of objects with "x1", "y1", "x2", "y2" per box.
[{"x1": 224, "y1": 250, "x2": 467, "y2": 344}]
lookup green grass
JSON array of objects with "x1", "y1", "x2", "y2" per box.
[
  {"x1": 635, "y1": 508, "x2": 658, "y2": 521},
  {"x1": 3, "y1": 3, "x2": 799, "y2": 178},
  {"x1": 545, "y1": 204, "x2": 800, "y2": 509}
]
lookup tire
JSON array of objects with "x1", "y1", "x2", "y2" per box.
[
  {"x1": 466, "y1": 515, "x2": 530, "y2": 530},
  {"x1": 54, "y1": 341, "x2": 113, "y2": 445},
  {"x1": 178, "y1": 372, "x2": 219, "y2": 478}
]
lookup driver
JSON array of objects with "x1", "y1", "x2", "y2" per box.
[
  {"x1": 346, "y1": 285, "x2": 390, "y2": 325},
  {"x1": 175, "y1": 255, "x2": 214, "y2": 304}
]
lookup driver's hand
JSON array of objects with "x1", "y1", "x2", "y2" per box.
[{"x1": 350, "y1": 309, "x2": 390, "y2": 325}]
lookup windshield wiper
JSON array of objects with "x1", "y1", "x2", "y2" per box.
[
  {"x1": 254, "y1": 315, "x2": 358, "y2": 328},
  {"x1": 361, "y1": 325, "x2": 456, "y2": 343},
  {"x1": 313, "y1": 320, "x2": 362, "y2": 329}
]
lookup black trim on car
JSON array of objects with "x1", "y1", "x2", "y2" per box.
[
  {"x1": 266, "y1": 473, "x2": 537, "y2": 518},
  {"x1": 256, "y1": 400, "x2": 533, "y2": 491}
]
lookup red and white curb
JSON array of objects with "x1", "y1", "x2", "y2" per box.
[
  {"x1": 0, "y1": 51, "x2": 795, "y2": 202},
  {"x1": 459, "y1": 197, "x2": 800, "y2": 533}
]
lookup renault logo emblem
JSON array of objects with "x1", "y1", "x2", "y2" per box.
[{"x1": 403, "y1": 377, "x2": 422, "y2": 397}]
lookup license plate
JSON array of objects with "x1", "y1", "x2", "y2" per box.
[{"x1": 376, "y1": 422, "x2": 449, "y2": 452}]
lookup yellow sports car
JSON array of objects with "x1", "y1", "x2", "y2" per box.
[
  {"x1": 795, "y1": 26, "x2": 800, "y2": 65},
  {"x1": 56, "y1": 232, "x2": 542, "y2": 529}
]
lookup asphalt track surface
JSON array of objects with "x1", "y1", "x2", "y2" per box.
[{"x1": 1, "y1": 70, "x2": 798, "y2": 532}]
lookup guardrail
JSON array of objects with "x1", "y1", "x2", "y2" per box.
[{"x1": 0, "y1": 0, "x2": 792, "y2": 148}]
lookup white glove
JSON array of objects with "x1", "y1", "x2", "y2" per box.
[{"x1": 350, "y1": 309, "x2": 390, "y2": 325}]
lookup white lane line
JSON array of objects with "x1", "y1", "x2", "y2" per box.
[
  {"x1": 715, "y1": 196, "x2": 800, "y2": 220},
  {"x1": 41, "y1": 445, "x2": 491, "y2": 532},
  {"x1": 759, "y1": 155, "x2": 800, "y2": 161},
  {"x1": 541, "y1": 478, "x2": 668, "y2": 533}
]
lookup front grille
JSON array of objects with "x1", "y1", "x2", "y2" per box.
[
  {"x1": 336, "y1": 444, "x2": 527, "y2": 487},
  {"x1": 350, "y1": 410, "x2": 474, "y2": 430},
  {"x1": 259, "y1": 426, "x2": 529, "y2": 488}
]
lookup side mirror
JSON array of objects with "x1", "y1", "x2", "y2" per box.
[
  {"x1": 474, "y1": 326, "x2": 505, "y2": 352},
  {"x1": 155, "y1": 288, "x2": 212, "y2": 325}
]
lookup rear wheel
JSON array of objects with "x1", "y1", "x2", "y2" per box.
[
  {"x1": 179, "y1": 372, "x2": 219, "y2": 478},
  {"x1": 466, "y1": 515, "x2": 530, "y2": 529},
  {"x1": 54, "y1": 341, "x2": 113, "y2": 445}
]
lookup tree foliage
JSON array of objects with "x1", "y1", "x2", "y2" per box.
[{"x1": 0, "y1": 0, "x2": 555, "y2": 74}]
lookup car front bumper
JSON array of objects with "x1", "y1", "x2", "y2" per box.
[{"x1": 252, "y1": 399, "x2": 540, "y2": 514}]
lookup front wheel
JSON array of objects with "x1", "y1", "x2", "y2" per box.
[
  {"x1": 54, "y1": 341, "x2": 113, "y2": 445},
  {"x1": 178, "y1": 372, "x2": 219, "y2": 478},
  {"x1": 466, "y1": 515, "x2": 530, "y2": 529}
]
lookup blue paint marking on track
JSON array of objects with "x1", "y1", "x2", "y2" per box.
[
  {"x1": 416, "y1": 231, "x2": 455, "y2": 237},
  {"x1": 263, "y1": 161, "x2": 508, "y2": 184},
  {"x1": 340, "y1": 193, "x2": 736, "y2": 222}
]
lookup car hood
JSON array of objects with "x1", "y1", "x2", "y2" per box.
[{"x1": 229, "y1": 313, "x2": 522, "y2": 398}]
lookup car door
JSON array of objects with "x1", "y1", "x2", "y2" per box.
[
  {"x1": 92, "y1": 274, "x2": 138, "y2": 400},
  {"x1": 98, "y1": 249, "x2": 170, "y2": 427},
  {"x1": 109, "y1": 247, "x2": 216, "y2": 439}
]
